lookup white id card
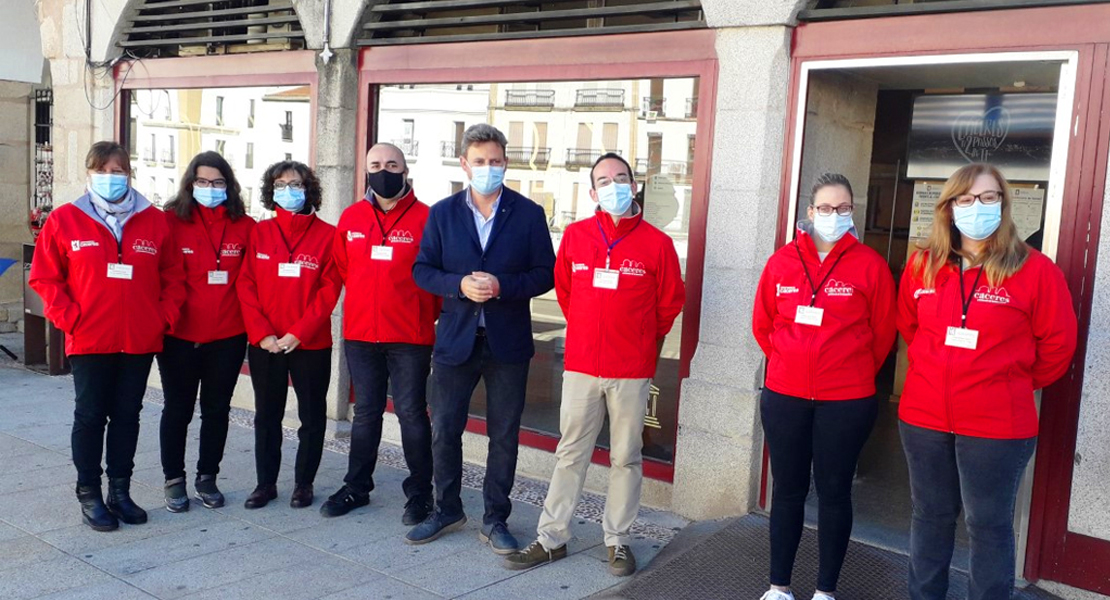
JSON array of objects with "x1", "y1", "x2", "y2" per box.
[
  {"x1": 945, "y1": 326, "x2": 979, "y2": 350},
  {"x1": 794, "y1": 305, "x2": 824, "y2": 326},
  {"x1": 371, "y1": 245, "x2": 394, "y2": 261},
  {"x1": 278, "y1": 263, "x2": 301, "y2": 278},
  {"x1": 107, "y1": 263, "x2": 133, "y2": 280},
  {"x1": 593, "y1": 268, "x2": 619, "y2": 289},
  {"x1": 208, "y1": 270, "x2": 229, "y2": 285}
]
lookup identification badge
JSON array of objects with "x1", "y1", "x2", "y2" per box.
[
  {"x1": 593, "y1": 268, "x2": 619, "y2": 289},
  {"x1": 794, "y1": 305, "x2": 824, "y2": 326},
  {"x1": 207, "y1": 270, "x2": 229, "y2": 285},
  {"x1": 278, "y1": 263, "x2": 301, "y2": 278},
  {"x1": 106, "y1": 263, "x2": 133, "y2": 280},
  {"x1": 945, "y1": 326, "x2": 979, "y2": 350},
  {"x1": 371, "y1": 245, "x2": 394, "y2": 261}
]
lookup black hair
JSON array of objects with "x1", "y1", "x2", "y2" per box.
[
  {"x1": 165, "y1": 151, "x2": 247, "y2": 222},
  {"x1": 588, "y1": 152, "x2": 634, "y2": 189},
  {"x1": 260, "y1": 160, "x2": 322, "y2": 213},
  {"x1": 811, "y1": 173, "x2": 854, "y2": 203}
]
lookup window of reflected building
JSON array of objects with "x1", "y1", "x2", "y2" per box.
[
  {"x1": 375, "y1": 78, "x2": 698, "y2": 464},
  {"x1": 127, "y1": 86, "x2": 312, "y2": 220}
]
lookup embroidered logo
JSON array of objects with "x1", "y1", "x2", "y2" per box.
[
  {"x1": 572, "y1": 262, "x2": 590, "y2": 272},
  {"x1": 181, "y1": 247, "x2": 194, "y2": 254},
  {"x1": 256, "y1": 252, "x2": 271, "y2": 260},
  {"x1": 346, "y1": 231, "x2": 366, "y2": 242},
  {"x1": 220, "y1": 243, "x2": 243, "y2": 257},
  {"x1": 914, "y1": 288, "x2": 936, "y2": 299},
  {"x1": 776, "y1": 284, "x2": 800, "y2": 296},
  {"x1": 387, "y1": 230, "x2": 414, "y2": 244},
  {"x1": 974, "y1": 286, "x2": 1011, "y2": 305},
  {"x1": 619, "y1": 259, "x2": 646, "y2": 277},
  {"x1": 823, "y1": 279, "x2": 855, "y2": 298},
  {"x1": 132, "y1": 239, "x2": 158, "y2": 256},
  {"x1": 294, "y1": 253, "x2": 320, "y2": 270},
  {"x1": 70, "y1": 240, "x2": 99, "y2": 251}
]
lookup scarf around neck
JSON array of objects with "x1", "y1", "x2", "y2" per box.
[{"x1": 88, "y1": 187, "x2": 137, "y2": 241}]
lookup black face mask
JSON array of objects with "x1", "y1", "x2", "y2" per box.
[{"x1": 366, "y1": 170, "x2": 406, "y2": 200}]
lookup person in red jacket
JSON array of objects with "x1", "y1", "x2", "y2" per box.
[
  {"x1": 157, "y1": 151, "x2": 255, "y2": 513},
  {"x1": 319, "y1": 143, "x2": 438, "y2": 524},
  {"x1": 897, "y1": 163, "x2": 1076, "y2": 600},
  {"x1": 505, "y1": 153, "x2": 685, "y2": 577},
  {"x1": 751, "y1": 174, "x2": 897, "y2": 600},
  {"x1": 236, "y1": 160, "x2": 342, "y2": 510},
  {"x1": 29, "y1": 141, "x2": 186, "y2": 532}
]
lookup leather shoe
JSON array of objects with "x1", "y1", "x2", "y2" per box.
[
  {"x1": 244, "y1": 484, "x2": 277, "y2": 509},
  {"x1": 76, "y1": 484, "x2": 119, "y2": 532},
  {"x1": 402, "y1": 497, "x2": 433, "y2": 526},
  {"x1": 290, "y1": 483, "x2": 314, "y2": 508},
  {"x1": 106, "y1": 478, "x2": 148, "y2": 525},
  {"x1": 319, "y1": 485, "x2": 369, "y2": 518},
  {"x1": 404, "y1": 511, "x2": 467, "y2": 545},
  {"x1": 480, "y1": 522, "x2": 519, "y2": 555}
]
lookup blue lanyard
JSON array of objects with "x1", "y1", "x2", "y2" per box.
[{"x1": 595, "y1": 215, "x2": 641, "y2": 269}]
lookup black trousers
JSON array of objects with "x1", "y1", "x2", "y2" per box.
[
  {"x1": 760, "y1": 387, "x2": 878, "y2": 592},
  {"x1": 70, "y1": 353, "x2": 155, "y2": 487},
  {"x1": 247, "y1": 345, "x2": 330, "y2": 486},
  {"x1": 156, "y1": 334, "x2": 247, "y2": 481}
]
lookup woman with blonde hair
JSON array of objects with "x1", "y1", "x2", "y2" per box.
[{"x1": 897, "y1": 163, "x2": 1077, "y2": 600}]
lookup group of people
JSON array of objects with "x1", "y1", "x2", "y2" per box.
[
  {"x1": 28, "y1": 123, "x2": 685, "y2": 579},
  {"x1": 753, "y1": 165, "x2": 1077, "y2": 600}
]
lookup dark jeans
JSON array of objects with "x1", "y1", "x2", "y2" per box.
[
  {"x1": 70, "y1": 353, "x2": 155, "y2": 486},
  {"x1": 429, "y1": 335, "x2": 529, "y2": 526},
  {"x1": 156, "y1": 334, "x2": 247, "y2": 481},
  {"x1": 900, "y1": 421, "x2": 1036, "y2": 600},
  {"x1": 343, "y1": 340, "x2": 433, "y2": 500},
  {"x1": 760, "y1": 388, "x2": 878, "y2": 592},
  {"x1": 247, "y1": 345, "x2": 331, "y2": 487}
]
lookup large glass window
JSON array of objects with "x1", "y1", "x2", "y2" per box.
[
  {"x1": 127, "y1": 86, "x2": 312, "y2": 220},
  {"x1": 375, "y1": 78, "x2": 698, "y2": 463}
]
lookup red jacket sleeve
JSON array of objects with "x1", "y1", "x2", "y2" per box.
[
  {"x1": 1030, "y1": 258, "x2": 1078, "y2": 389},
  {"x1": 896, "y1": 258, "x2": 922, "y2": 346},
  {"x1": 157, "y1": 216, "x2": 187, "y2": 332},
  {"x1": 236, "y1": 230, "x2": 276, "y2": 345},
  {"x1": 333, "y1": 218, "x2": 350, "y2": 284},
  {"x1": 655, "y1": 237, "x2": 685, "y2": 339},
  {"x1": 28, "y1": 213, "x2": 81, "y2": 334},
  {"x1": 287, "y1": 249, "x2": 343, "y2": 345},
  {"x1": 869, "y1": 261, "x2": 898, "y2": 374},
  {"x1": 752, "y1": 258, "x2": 778, "y2": 359},
  {"x1": 554, "y1": 230, "x2": 573, "y2": 319}
]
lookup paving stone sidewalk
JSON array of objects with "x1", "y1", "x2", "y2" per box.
[{"x1": 0, "y1": 360, "x2": 681, "y2": 600}]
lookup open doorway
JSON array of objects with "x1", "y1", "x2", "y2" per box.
[{"x1": 782, "y1": 53, "x2": 1077, "y2": 572}]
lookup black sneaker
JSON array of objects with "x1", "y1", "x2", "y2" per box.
[
  {"x1": 402, "y1": 497, "x2": 433, "y2": 526},
  {"x1": 164, "y1": 477, "x2": 190, "y2": 513},
  {"x1": 194, "y1": 474, "x2": 225, "y2": 509},
  {"x1": 319, "y1": 485, "x2": 369, "y2": 518}
]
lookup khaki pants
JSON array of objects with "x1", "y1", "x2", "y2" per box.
[{"x1": 536, "y1": 371, "x2": 651, "y2": 549}]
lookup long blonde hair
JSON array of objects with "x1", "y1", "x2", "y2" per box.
[{"x1": 910, "y1": 163, "x2": 1029, "y2": 287}]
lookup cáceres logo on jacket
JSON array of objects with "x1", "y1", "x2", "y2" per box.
[
  {"x1": 387, "y1": 230, "x2": 414, "y2": 244},
  {"x1": 974, "y1": 286, "x2": 1011, "y2": 305},
  {"x1": 619, "y1": 259, "x2": 646, "y2": 277},
  {"x1": 346, "y1": 230, "x2": 366, "y2": 242},
  {"x1": 823, "y1": 279, "x2": 854, "y2": 298},
  {"x1": 776, "y1": 283, "x2": 800, "y2": 296},
  {"x1": 70, "y1": 240, "x2": 99, "y2": 251},
  {"x1": 132, "y1": 239, "x2": 158, "y2": 256},
  {"x1": 294, "y1": 253, "x2": 320, "y2": 270},
  {"x1": 220, "y1": 242, "x2": 243, "y2": 257}
]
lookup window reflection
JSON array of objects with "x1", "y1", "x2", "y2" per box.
[{"x1": 377, "y1": 78, "x2": 697, "y2": 464}]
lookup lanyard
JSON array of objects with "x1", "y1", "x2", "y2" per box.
[
  {"x1": 372, "y1": 196, "x2": 415, "y2": 247},
  {"x1": 957, "y1": 261, "x2": 984, "y2": 329},
  {"x1": 274, "y1": 217, "x2": 316, "y2": 263},
  {"x1": 794, "y1": 241, "x2": 847, "y2": 307},
  {"x1": 595, "y1": 215, "x2": 641, "y2": 269},
  {"x1": 201, "y1": 218, "x2": 228, "y2": 271}
]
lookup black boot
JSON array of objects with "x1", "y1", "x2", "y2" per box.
[
  {"x1": 106, "y1": 478, "x2": 148, "y2": 525},
  {"x1": 76, "y1": 484, "x2": 119, "y2": 532}
]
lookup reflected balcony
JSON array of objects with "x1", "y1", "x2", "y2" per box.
[
  {"x1": 566, "y1": 148, "x2": 617, "y2": 170},
  {"x1": 393, "y1": 139, "x2": 419, "y2": 157},
  {"x1": 686, "y1": 96, "x2": 698, "y2": 118},
  {"x1": 507, "y1": 146, "x2": 551, "y2": 168},
  {"x1": 440, "y1": 140, "x2": 462, "y2": 159},
  {"x1": 635, "y1": 159, "x2": 692, "y2": 184},
  {"x1": 640, "y1": 97, "x2": 666, "y2": 118},
  {"x1": 279, "y1": 123, "x2": 293, "y2": 142},
  {"x1": 574, "y1": 89, "x2": 625, "y2": 111},
  {"x1": 505, "y1": 89, "x2": 556, "y2": 110}
]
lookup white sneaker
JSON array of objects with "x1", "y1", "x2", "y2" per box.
[
  {"x1": 760, "y1": 590, "x2": 795, "y2": 600},
  {"x1": 812, "y1": 594, "x2": 836, "y2": 600}
]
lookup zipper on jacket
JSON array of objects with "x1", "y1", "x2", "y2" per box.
[{"x1": 942, "y1": 273, "x2": 956, "y2": 433}]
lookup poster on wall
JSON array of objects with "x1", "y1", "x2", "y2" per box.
[
  {"x1": 909, "y1": 181, "x2": 1045, "y2": 242},
  {"x1": 1011, "y1": 186, "x2": 1046, "y2": 241},
  {"x1": 909, "y1": 181, "x2": 943, "y2": 240},
  {"x1": 907, "y1": 93, "x2": 1057, "y2": 181}
]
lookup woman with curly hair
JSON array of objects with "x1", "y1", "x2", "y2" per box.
[{"x1": 236, "y1": 160, "x2": 343, "y2": 509}]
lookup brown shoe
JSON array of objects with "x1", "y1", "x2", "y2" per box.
[
  {"x1": 290, "y1": 484, "x2": 314, "y2": 508},
  {"x1": 608, "y1": 544, "x2": 636, "y2": 577},
  {"x1": 244, "y1": 484, "x2": 277, "y2": 509},
  {"x1": 503, "y1": 539, "x2": 567, "y2": 570}
]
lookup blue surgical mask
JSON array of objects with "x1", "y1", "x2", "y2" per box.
[
  {"x1": 89, "y1": 173, "x2": 129, "y2": 202},
  {"x1": 468, "y1": 165, "x2": 505, "y2": 196},
  {"x1": 952, "y1": 200, "x2": 1002, "y2": 241},
  {"x1": 193, "y1": 187, "x2": 227, "y2": 208},
  {"x1": 273, "y1": 187, "x2": 306, "y2": 213},
  {"x1": 597, "y1": 183, "x2": 634, "y2": 216},
  {"x1": 813, "y1": 212, "x2": 854, "y2": 243}
]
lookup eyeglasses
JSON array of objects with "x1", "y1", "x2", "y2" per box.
[
  {"x1": 595, "y1": 174, "x2": 633, "y2": 187},
  {"x1": 952, "y1": 191, "x2": 1002, "y2": 207},
  {"x1": 813, "y1": 205, "x2": 854, "y2": 216},
  {"x1": 273, "y1": 181, "x2": 305, "y2": 191},
  {"x1": 194, "y1": 177, "x2": 227, "y2": 189}
]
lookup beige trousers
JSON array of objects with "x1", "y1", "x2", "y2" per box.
[{"x1": 536, "y1": 371, "x2": 651, "y2": 549}]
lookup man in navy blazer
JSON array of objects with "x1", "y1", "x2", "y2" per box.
[{"x1": 409, "y1": 124, "x2": 556, "y2": 553}]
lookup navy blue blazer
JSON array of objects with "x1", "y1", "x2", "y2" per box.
[{"x1": 413, "y1": 187, "x2": 556, "y2": 366}]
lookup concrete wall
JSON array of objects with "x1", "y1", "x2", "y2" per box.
[
  {"x1": 0, "y1": 81, "x2": 34, "y2": 303},
  {"x1": 797, "y1": 71, "x2": 879, "y2": 235}
]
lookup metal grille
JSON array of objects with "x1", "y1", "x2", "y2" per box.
[
  {"x1": 357, "y1": 0, "x2": 705, "y2": 47},
  {"x1": 32, "y1": 90, "x2": 53, "y2": 212},
  {"x1": 799, "y1": 0, "x2": 1097, "y2": 22},
  {"x1": 118, "y1": 0, "x2": 304, "y2": 57}
]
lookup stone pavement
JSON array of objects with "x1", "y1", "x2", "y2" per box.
[{"x1": 0, "y1": 358, "x2": 681, "y2": 600}]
